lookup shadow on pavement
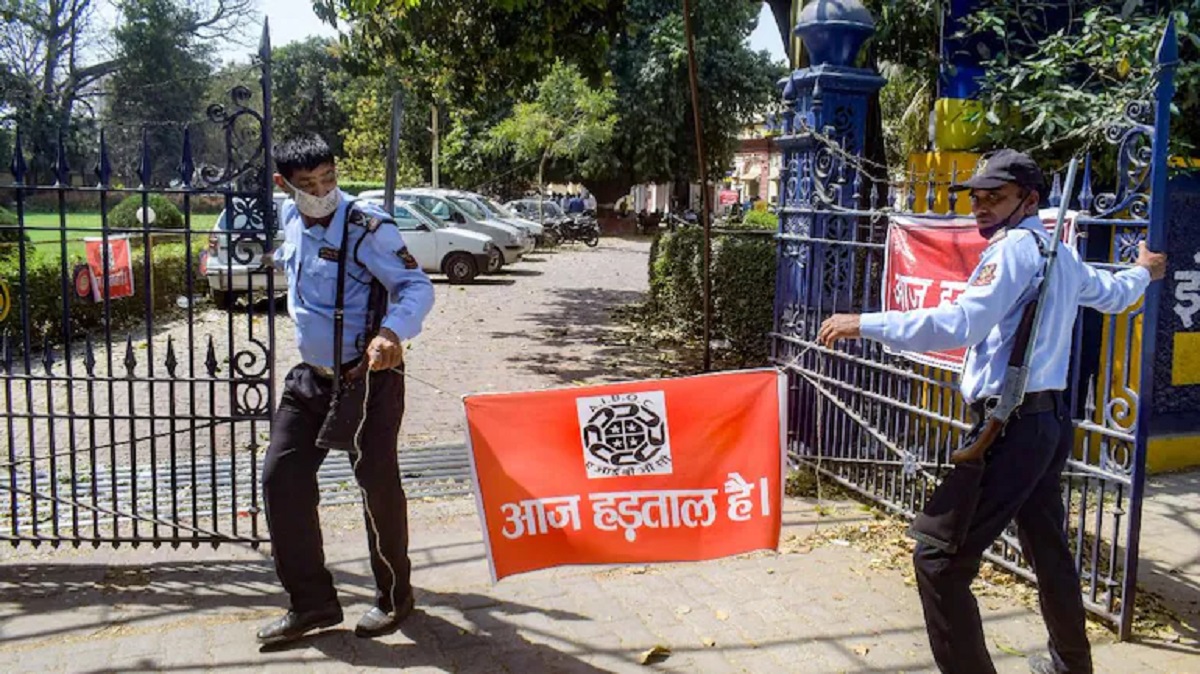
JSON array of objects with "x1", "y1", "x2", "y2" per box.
[{"x1": 492, "y1": 286, "x2": 665, "y2": 385}]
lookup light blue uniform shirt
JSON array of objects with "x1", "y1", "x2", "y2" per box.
[
  {"x1": 860, "y1": 215, "x2": 1151, "y2": 403},
  {"x1": 273, "y1": 191, "x2": 435, "y2": 367}
]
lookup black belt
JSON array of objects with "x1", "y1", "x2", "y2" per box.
[{"x1": 969, "y1": 390, "x2": 1060, "y2": 422}]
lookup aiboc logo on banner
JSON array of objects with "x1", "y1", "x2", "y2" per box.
[
  {"x1": 464, "y1": 369, "x2": 786, "y2": 581},
  {"x1": 577, "y1": 391, "x2": 672, "y2": 479}
]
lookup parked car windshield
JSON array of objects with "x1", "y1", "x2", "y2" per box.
[
  {"x1": 390, "y1": 204, "x2": 442, "y2": 231},
  {"x1": 399, "y1": 193, "x2": 453, "y2": 221},
  {"x1": 403, "y1": 201, "x2": 447, "y2": 229},
  {"x1": 448, "y1": 196, "x2": 488, "y2": 220},
  {"x1": 480, "y1": 197, "x2": 516, "y2": 218}
]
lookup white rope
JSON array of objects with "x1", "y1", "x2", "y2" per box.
[{"x1": 350, "y1": 369, "x2": 400, "y2": 616}]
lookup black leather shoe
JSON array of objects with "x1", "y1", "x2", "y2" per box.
[
  {"x1": 355, "y1": 593, "x2": 415, "y2": 638},
  {"x1": 256, "y1": 606, "x2": 343, "y2": 646},
  {"x1": 1028, "y1": 654, "x2": 1058, "y2": 674}
]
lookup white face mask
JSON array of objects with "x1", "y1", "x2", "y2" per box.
[{"x1": 282, "y1": 178, "x2": 340, "y2": 219}]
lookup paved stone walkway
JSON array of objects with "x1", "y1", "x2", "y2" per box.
[{"x1": 1, "y1": 238, "x2": 1197, "y2": 673}]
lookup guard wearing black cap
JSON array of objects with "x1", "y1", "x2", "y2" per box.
[{"x1": 819, "y1": 149, "x2": 1166, "y2": 673}]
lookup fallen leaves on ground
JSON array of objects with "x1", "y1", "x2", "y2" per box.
[
  {"x1": 799, "y1": 511, "x2": 1195, "y2": 644},
  {"x1": 638, "y1": 645, "x2": 671, "y2": 665}
]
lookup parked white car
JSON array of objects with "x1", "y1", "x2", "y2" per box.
[
  {"x1": 372, "y1": 190, "x2": 525, "y2": 270},
  {"x1": 202, "y1": 193, "x2": 288, "y2": 308},
  {"x1": 361, "y1": 198, "x2": 496, "y2": 283}
]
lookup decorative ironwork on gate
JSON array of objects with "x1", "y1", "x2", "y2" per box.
[
  {"x1": 771, "y1": 6, "x2": 1179, "y2": 640},
  {"x1": 0, "y1": 24, "x2": 278, "y2": 548}
]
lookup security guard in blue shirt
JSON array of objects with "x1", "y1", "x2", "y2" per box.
[
  {"x1": 819, "y1": 149, "x2": 1166, "y2": 674},
  {"x1": 256, "y1": 133, "x2": 435, "y2": 646}
]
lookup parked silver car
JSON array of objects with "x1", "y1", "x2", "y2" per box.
[
  {"x1": 433, "y1": 190, "x2": 544, "y2": 243},
  {"x1": 471, "y1": 195, "x2": 550, "y2": 246},
  {"x1": 410, "y1": 188, "x2": 537, "y2": 256}
]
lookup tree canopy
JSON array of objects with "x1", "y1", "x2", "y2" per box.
[
  {"x1": 311, "y1": 0, "x2": 783, "y2": 198},
  {"x1": 487, "y1": 61, "x2": 617, "y2": 190}
]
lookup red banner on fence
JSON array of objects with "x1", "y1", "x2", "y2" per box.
[
  {"x1": 719, "y1": 190, "x2": 740, "y2": 206},
  {"x1": 84, "y1": 237, "x2": 134, "y2": 301},
  {"x1": 882, "y1": 209, "x2": 1075, "y2": 370},
  {"x1": 464, "y1": 369, "x2": 785, "y2": 581}
]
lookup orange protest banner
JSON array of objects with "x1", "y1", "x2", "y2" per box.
[
  {"x1": 464, "y1": 368, "x2": 785, "y2": 581},
  {"x1": 83, "y1": 237, "x2": 135, "y2": 301}
]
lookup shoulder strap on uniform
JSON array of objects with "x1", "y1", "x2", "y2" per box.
[
  {"x1": 345, "y1": 202, "x2": 391, "y2": 352},
  {"x1": 330, "y1": 198, "x2": 356, "y2": 394}
]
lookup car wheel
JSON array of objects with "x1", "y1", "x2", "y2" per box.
[
  {"x1": 210, "y1": 288, "x2": 235, "y2": 309},
  {"x1": 543, "y1": 229, "x2": 560, "y2": 248},
  {"x1": 486, "y1": 248, "x2": 503, "y2": 273},
  {"x1": 443, "y1": 252, "x2": 478, "y2": 284}
]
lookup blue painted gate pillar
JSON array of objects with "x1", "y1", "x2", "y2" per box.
[
  {"x1": 775, "y1": 0, "x2": 885, "y2": 341},
  {"x1": 773, "y1": 0, "x2": 886, "y2": 457}
]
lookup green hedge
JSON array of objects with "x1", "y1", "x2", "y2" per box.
[
  {"x1": 0, "y1": 240, "x2": 208, "y2": 345},
  {"x1": 0, "y1": 206, "x2": 29, "y2": 262},
  {"x1": 712, "y1": 234, "x2": 776, "y2": 361},
  {"x1": 648, "y1": 227, "x2": 705, "y2": 339},
  {"x1": 739, "y1": 209, "x2": 778, "y2": 230},
  {"x1": 339, "y1": 180, "x2": 386, "y2": 196},
  {"x1": 107, "y1": 194, "x2": 185, "y2": 230},
  {"x1": 646, "y1": 228, "x2": 777, "y2": 365}
]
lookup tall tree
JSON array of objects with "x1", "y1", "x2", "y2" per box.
[
  {"x1": 105, "y1": 0, "x2": 212, "y2": 185},
  {"x1": 315, "y1": 0, "x2": 781, "y2": 200},
  {"x1": 336, "y1": 76, "x2": 424, "y2": 184},
  {"x1": 272, "y1": 37, "x2": 350, "y2": 158},
  {"x1": 486, "y1": 60, "x2": 616, "y2": 193},
  {"x1": 312, "y1": 0, "x2": 621, "y2": 112},
  {"x1": 595, "y1": 0, "x2": 783, "y2": 202},
  {"x1": 0, "y1": 0, "x2": 256, "y2": 183}
]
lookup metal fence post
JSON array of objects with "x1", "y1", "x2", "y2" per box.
[{"x1": 1121, "y1": 15, "x2": 1178, "y2": 641}]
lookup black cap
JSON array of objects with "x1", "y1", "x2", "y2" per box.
[{"x1": 950, "y1": 149, "x2": 1046, "y2": 193}]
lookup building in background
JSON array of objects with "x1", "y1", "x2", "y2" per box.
[{"x1": 728, "y1": 118, "x2": 781, "y2": 210}]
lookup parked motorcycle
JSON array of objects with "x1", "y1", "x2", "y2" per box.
[
  {"x1": 558, "y1": 211, "x2": 600, "y2": 247},
  {"x1": 541, "y1": 220, "x2": 563, "y2": 247}
]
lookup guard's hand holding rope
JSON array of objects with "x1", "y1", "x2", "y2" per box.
[{"x1": 366, "y1": 327, "x2": 405, "y2": 371}]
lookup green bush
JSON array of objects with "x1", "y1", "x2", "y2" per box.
[
  {"x1": 338, "y1": 180, "x2": 386, "y2": 196},
  {"x1": 739, "y1": 209, "x2": 778, "y2": 230},
  {"x1": 107, "y1": 194, "x2": 185, "y2": 231},
  {"x1": 0, "y1": 205, "x2": 30, "y2": 262},
  {"x1": 711, "y1": 234, "x2": 776, "y2": 363},
  {"x1": 648, "y1": 228, "x2": 705, "y2": 339},
  {"x1": 0, "y1": 240, "x2": 208, "y2": 345},
  {"x1": 646, "y1": 227, "x2": 776, "y2": 365}
]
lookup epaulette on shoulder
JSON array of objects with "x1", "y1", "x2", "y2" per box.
[
  {"x1": 987, "y1": 228, "x2": 1009, "y2": 247},
  {"x1": 348, "y1": 204, "x2": 390, "y2": 234}
]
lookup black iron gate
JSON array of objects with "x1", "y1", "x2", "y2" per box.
[{"x1": 1, "y1": 26, "x2": 278, "y2": 548}]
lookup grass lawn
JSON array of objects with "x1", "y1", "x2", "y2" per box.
[
  {"x1": 18, "y1": 212, "x2": 105, "y2": 242},
  {"x1": 12, "y1": 213, "x2": 212, "y2": 263}
]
